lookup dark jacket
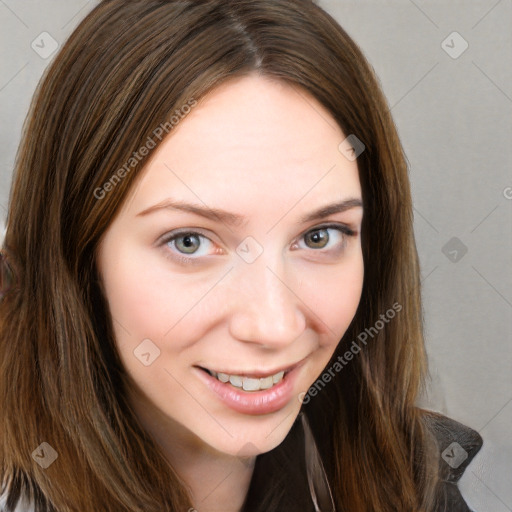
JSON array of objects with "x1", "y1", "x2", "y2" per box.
[
  {"x1": 1, "y1": 412, "x2": 483, "y2": 512},
  {"x1": 424, "y1": 411, "x2": 484, "y2": 512},
  {"x1": 243, "y1": 409, "x2": 484, "y2": 512}
]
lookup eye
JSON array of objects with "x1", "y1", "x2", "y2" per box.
[
  {"x1": 294, "y1": 223, "x2": 356, "y2": 252},
  {"x1": 159, "y1": 223, "x2": 357, "y2": 266},
  {"x1": 160, "y1": 230, "x2": 218, "y2": 264}
]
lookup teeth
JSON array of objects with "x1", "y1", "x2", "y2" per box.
[
  {"x1": 272, "y1": 371, "x2": 284, "y2": 384},
  {"x1": 208, "y1": 368, "x2": 286, "y2": 391},
  {"x1": 217, "y1": 372, "x2": 229, "y2": 383},
  {"x1": 229, "y1": 375, "x2": 243, "y2": 387},
  {"x1": 242, "y1": 377, "x2": 261, "y2": 391},
  {"x1": 260, "y1": 376, "x2": 273, "y2": 389}
]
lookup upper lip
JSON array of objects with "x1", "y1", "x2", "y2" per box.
[{"x1": 197, "y1": 356, "x2": 308, "y2": 378}]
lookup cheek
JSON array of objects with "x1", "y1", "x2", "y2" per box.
[
  {"x1": 97, "y1": 240, "x2": 175, "y2": 356},
  {"x1": 99, "y1": 242, "x2": 218, "y2": 371},
  {"x1": 100, "y1": 235, "x2": 363, "y2": 351},
  {"x1": 310, "y1": 253, "x2": 364, "y2": 347}
]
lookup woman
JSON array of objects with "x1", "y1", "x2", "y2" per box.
[{"x1": 0, "y1": 0, "x2": 482, "y2": 511}]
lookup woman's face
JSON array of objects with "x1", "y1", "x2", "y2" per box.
[{"x1": 96, "y1": 74, "x2": 364, "y2": 459}]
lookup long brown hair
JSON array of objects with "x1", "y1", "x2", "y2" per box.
[{"x1": 1, "y1": 0, "x2": 440, "y2": 510}]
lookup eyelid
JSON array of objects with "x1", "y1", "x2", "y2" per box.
[
  {"x1": 158, "y1": 222, "x2": 358, "y2": 265},
  {"x1": 292, "y1": 222, "x2": 357, "y2": 252},
  {"x1": 158, "y1": 228, "x2": 219, "y2": 266}
]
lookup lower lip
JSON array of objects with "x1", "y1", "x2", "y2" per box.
[{"x1": 194, "y1": 363, "x2": 303, "y2": 415}]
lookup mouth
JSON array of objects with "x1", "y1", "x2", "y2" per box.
[
  {"x1": 195, "y1": 359, "x2": 303, "y2": 393},
  {"x1": 194, "y1": 358, "x2": 307, "y2": 415}
]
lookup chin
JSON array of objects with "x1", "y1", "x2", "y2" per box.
[{"x1": 196, "y1": 406, "x2": 301, "y2": 458}]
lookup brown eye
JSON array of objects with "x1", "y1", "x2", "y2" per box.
[
  {"x1": 304, "y1": 229, "x2": 330, "y2": 249},
  {"x1": 298, "y1": 224, "x2": 356, "y2": 252}
]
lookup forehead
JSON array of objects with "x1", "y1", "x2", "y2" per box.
[{"x1": 124, "y1": 74, "x2": 362, "y2": 218}]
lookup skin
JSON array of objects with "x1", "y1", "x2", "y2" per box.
[{"x1": 96, "y1": 73, "x2": 364, "y2": 512}]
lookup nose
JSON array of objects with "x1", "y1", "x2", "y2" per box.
[{"x1": 228, "y1": 253, "x2": 307, "y2": 348}]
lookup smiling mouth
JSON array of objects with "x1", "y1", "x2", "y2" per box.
[{"x1": 196, "y1": 362, "x2": 299, "y2": 392}]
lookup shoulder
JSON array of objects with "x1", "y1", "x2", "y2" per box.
[{"x1": 421, "y1": 409, "x2": 484, "y2": 512}]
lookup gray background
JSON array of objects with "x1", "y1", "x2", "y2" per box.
[{"x1": 1, "y1": 1, "x2": 511, "y2": 511}]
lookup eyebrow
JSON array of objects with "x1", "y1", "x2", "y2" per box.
[{"x1": 136, "y1": 197, "x2": 363, "y2": 227}]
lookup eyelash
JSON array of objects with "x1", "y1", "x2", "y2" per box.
[{"x1": 159, "y1": 223, "x2": 357, "y2": 266}]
